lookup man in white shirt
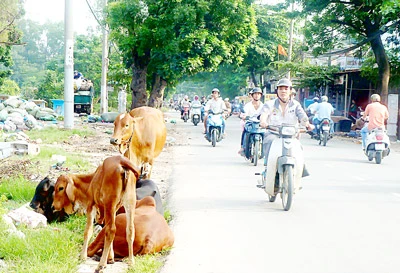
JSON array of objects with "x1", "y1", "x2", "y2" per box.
[
  {"x1": 203, "y1": 88, "x2": 227, "y2": 135},
  {"x1": 238, "y1": 87, "x2": 264, "y2": 155},
  {"x1": 259, "y1": 78, "x2": 313, "y2": 166},
  {"x1": 312, "y1": 95, "x2": 334, "y2": 134}
]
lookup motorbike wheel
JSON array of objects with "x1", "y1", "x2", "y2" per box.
[
  {"x1": 268, "y1": 195, "x2": 276, "y2": 202},
  {"x1": 322, "y1": 131, "x2": 328, "y2": 146},
  {"x1": 211, "y1": 129, "x2": 217, "y2": 147},
  {"x1": 183, "y1": 114, "x2": 188, "y2": 122},
  {"x1": 193, "y1": 119, "x2": 198, "y2": 126},
  {"x1": 253, "y1": 139, "x2": 260, "y2": 166},
  {"x1": 281, "y1": 165, "x2": 293, "y2": 211},
  {"x1": 375, "y1": 151, "x2": 382, "y2": 164}
]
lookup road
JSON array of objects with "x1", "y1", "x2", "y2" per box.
[{"x1": 161, "y1": 110, "x2": 400, "y2": 273}]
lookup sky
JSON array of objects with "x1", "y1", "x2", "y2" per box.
[{"x1": 24, "y1": 0, "x2": 100, "y2": 34}]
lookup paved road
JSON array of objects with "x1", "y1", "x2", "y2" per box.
[{"x1": 161, "y1": 111, "x2": 400, "y2": 273}]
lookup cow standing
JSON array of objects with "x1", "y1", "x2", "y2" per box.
[
  {"x1": 52, "y1": 155, "x2": 140, "y2": 272},
  {"x1": 110, "y1": 106, "x2": 167, "y2": 179}
]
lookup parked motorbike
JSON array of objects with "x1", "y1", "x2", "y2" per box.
[
  {"x1": 365, "y1": 127, "x2": 390, "y2": 164},
  {"x1": 242, "y1": 118, "x2": 266, "y2": 166},
  {"x1": 191, "y1": 105, "x2": 202, "y2": 126},
  {"x1": 205, "y1": 111, "x2": 224, "y2": 147},
  {"x1": 182, "y1": 106, "x2": 190, "y2": 122},
  {"x1": 255, "y1": 124, "x2": 306, "y2": 211},
  {"x1": 310, "y1": 118, "x2": 333, "y2": 146}
]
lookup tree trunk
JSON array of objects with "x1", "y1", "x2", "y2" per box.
[
  {"x1": 149, "y1": 74, "x2": 167, "y2": 109},
  {"x1": 250, "y1": 70, "x2": 258, "y2": 87},
  {"x1": 368, "y1": 33, "x2": 390, "y2": 105},
  {"x1": 130, "y1": 63, "x2": 148, "y2": 109}
]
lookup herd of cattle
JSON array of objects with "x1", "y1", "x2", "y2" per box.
[{"x1": 29, "y1": 106, "x2": 173, "y2": 272}]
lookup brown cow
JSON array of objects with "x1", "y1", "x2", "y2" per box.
[
  {"x1": 52, "y1": 155, "x2": 140, "y2": 272},
  {"x1": 110, "y1": 106, "x2": 167, "y2": 179},
  {"x1": 87, "y1": 196, "x2": 174, "y2": 258}
]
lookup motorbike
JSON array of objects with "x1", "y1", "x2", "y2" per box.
[
  {"x1": 182, "y1": 106, "x2": 190, "y2": 122},
  {"x1": 310, "y1": 118, "x2": 333, "y2": 146},
  {"x1": 365, "y1": 127, "x2": 390, "y2": 164},
  {"x1": 255, "y1": 124, "x2": 306, "y2": 211},
  {"x1": 205, "y1": 111, "x2": 224, "y2": 147},
  {"x1": 242, "y1": 118, "x2": 266, "y2": 166},
  {"x1": 191, "y1": 105, "x2": 202, "y2": 126}
]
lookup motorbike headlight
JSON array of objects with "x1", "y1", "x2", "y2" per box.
[{"x1": 281, "y1": 126, "x2": 296, "y2": 136}]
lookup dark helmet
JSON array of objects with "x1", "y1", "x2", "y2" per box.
[{"x1": 249, "y1": 87, "x2": 263, "y2": 95}]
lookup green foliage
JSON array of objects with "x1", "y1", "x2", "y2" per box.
[
  {"x1": 0, "y1": 78, "x2": 20, "y2": 95},
  {"x1": 107, "y1": 0, "x2": 257, "y2": 90}
]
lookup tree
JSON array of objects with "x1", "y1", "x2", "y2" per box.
[
  {"x1": 242, "y1": 4, "x2": 291, "y2": 88},
  {"x1": 107, "y1": 0, "x2": 257, "y2": 109},
  {"x1": 298, "y1": 0, "x2": 400, "y2": 104},
  {"x1": 0, "y1": 0, "x2": 23, "y2": 86}
]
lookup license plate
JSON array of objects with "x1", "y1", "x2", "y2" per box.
[
  {"x1": 375, "y1": 143, "x2": 384, "y2": 150},
  {"x1": 322, "y1": 126, "x2": 330, "y2": 131},
  {"x1": 76, "y1": 105, "x2": 81, "y2": 108}
]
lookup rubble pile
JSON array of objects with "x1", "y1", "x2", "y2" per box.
[{"x1": 0, "y1": 97, "x2": 58, "y2": 132}]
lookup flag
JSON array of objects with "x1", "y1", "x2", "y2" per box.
[{"x1": 278, "y1": 44, "x2": 288, "y2": 56}]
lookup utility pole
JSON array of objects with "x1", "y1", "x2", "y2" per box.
[
  {"x1": 64, "y1": 0, "x2": 74, "y2": 129},
  {"x1": 287, "y1": 1, "x2": 294, "y2": 80},
  {"x1": 100, "y1": 0, "x2": 109, "y2": 114}
]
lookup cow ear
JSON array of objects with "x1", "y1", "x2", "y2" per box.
[{"x1": 132, "y1": 117, "x2": 144, "y2": 123}]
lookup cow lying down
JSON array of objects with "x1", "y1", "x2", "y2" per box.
[
  {"x1": 88, "y1": 196, "x2": 174, "y2": 258},
  {"x1": 30, "y1": 177, "x2": 164, "y2": 223}
]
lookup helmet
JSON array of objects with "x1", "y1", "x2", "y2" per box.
[
  {"x1": 371, "y1": 94, "x2": 381, "y2": 102},
  {"x1": 313, "y1": 97, "x2": 319, "y2": 102},
  {"x1": 249, "y1": 87, "x2": 263, "y2": 95},
  {"x1": 276, "y1": 78, "x2": 292, "y2": 88},
  {"x1": 184, "y1": 95, "x2": 188, "y2": 100},
  {"x1": 194, "y1": 95, "x2": 199, "y2": 100},
  {"x1": 321, "y1": 95, "x2": 328, "y2": 102},
  {"x1": 224, "y1": 98, "x2": 229, "y2": 102},
  {"x1": 212, "y1": 88, "x2": 220, "y2": 93}
]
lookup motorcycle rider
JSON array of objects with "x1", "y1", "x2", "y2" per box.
[
  {"x1": 312, "y1": 95, "x2": 334, "y2": 134},
  {"x1": 224, "y1": 98, "x2": 232, "y2": 118},
  {"x1": 259, "y1": 78, "x2": 313, "y2": 167},
  {"x1": 180, "y1": 95, "x2": 191, "y2": 119},
  {"x1": 191, "y1": 95, "x2": 202, "y2": 107},
  {"x1": 306, "y1": 97, "x2": 319, "y2": 116},
  {"x1": 203, "y1": 88, "x2": 228, "y2": 135},
  {"x1": 360, "y1": 94, "x2": 389, "y2": 150},
  {"x1": 238, "y1": 87, "x2": 264, "y2": 156}
]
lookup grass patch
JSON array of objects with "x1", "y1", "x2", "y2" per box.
[
  {"x1": 127, "y1": 253, "x2": 164, "y2": 273},
  {"x1": 0, "y1": 214, "x2": 85, "y2": 273},
  {"x1": 25, "y1": 126, "x2": 96, "y2": 144},
  {"x1": 0, "y1": 176, "x2": 36, "y2": 209}
]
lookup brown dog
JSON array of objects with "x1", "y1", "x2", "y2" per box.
[{"x1": 87, "y1": 196, "x2": 174, "y2": 258}]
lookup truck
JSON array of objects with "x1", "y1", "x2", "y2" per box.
[{"x1": 74, "y1": 80, "x2": 94, "y2": 115}]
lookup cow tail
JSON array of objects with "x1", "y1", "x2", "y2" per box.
[{"x1": 119, "y1": 156, "x2": 140, "y2": 180}]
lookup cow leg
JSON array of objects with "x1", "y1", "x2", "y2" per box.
[
  {"x1": 97, "y1": 209, "x2": 117, "y2": 271},
  {"x1": 123, "y1": 172, "x2": 137, "y2": 266},
  {"x1": 81, "y1": 207, "x2": 96, "y2": 260},
  {"x1": 140, "y1": 162, "x2": 152, "y2": 179}
]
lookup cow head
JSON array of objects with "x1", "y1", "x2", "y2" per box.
[
  {"x1": 52, "y1": 175, "x2": 76, "y2": 215},
  {"x1": 110, "y1": 113, "x2": 143, "y2": 154},
  {"x1": 30, "y1": 177, "x2": 54, "y2": 212}
]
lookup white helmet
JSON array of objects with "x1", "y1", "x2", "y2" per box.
[
  {"x1": 224, "y1": 98, "x2": 229, "y2": 101},
  {"x1": 276, "y1": 78, "x2": 292, "y2": 88},
  {"x1": 212, "y1": 88, "x2": 220, "y2": 93},
  {"x1": 371, "y1": 94, "x2": 381, "y2": 102},
  {"x1": 321, "y1": 95, "x2": 328, "y2": 102},
  {"x1": 184, "y1": 95, "x2": 188, "y2": 100}
]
